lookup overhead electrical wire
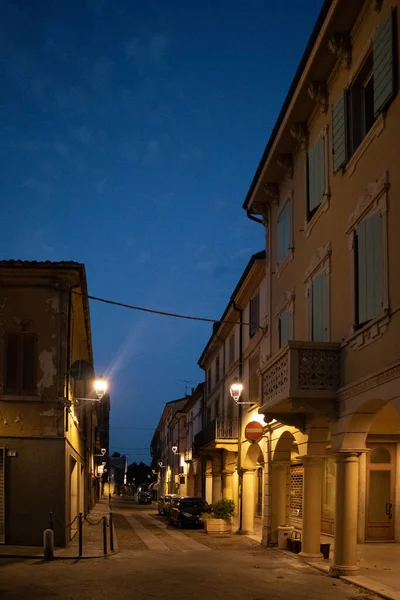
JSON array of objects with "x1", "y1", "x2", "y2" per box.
[{"x1": 64, "y1": 288, "x2": 259, "y2": 328}]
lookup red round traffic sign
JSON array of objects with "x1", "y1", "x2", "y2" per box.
[{"x1": 244, "y1": 421, "x2": 263, "y2": 442}]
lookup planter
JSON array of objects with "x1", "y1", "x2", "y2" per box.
[
  {"x1": 205, "y1": 518, "x2": 232, "y2": 534},
  {"x1": 320, "y1": 543, "x2": 331, "y2": 560}
]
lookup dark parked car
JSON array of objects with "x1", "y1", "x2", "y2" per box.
[
  {"x1": 157, "y1": 494, "x2": 177, "y2": 516},
  {"x1": 169, "y1": 496, "x2": 209, "y2": 528},
  {"x1": 138, "y1": 491, "x2": 152, "y2": 504}
]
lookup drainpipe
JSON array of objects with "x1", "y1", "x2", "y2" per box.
[
  {"x1": 246, "y1": 210, "x2": 263, "y2": 225},
  {"x1": 65, "y1": 290, "x2": 72, "y2": 433},
  {"x1": 233, "y1": 301, "x2": 243, "y2": 532}
]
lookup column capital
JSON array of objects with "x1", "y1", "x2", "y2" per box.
[{"x1": 271, "y1": 461, "x2": 289, "y2": 469}]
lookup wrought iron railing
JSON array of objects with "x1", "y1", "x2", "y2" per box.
[{"x1": 193, "y1": 417, "x2": 239, "y2": 452}]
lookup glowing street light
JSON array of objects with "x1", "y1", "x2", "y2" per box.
[
  {"x1": 229, "y1": 378, "x2": 244, "y2": 403},
  {"x1": 94, "y1": 377, "x2": 108, "y2": 399}
]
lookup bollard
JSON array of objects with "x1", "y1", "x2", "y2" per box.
[
  {"x1": 109, "y1": 512, "x2": 114, "y2": 552},
  {"x1": 49, "y1": 511, "x2": 54, "y2": 531},
  {"x1": 103, "y1": 516, "x2": 107, "y2": 555},
  {"x1": 78, "y1": 513, "x2": 83, "y2": 557},
  {"x1": 43, "y1": 528, "x2": 54, "y2": 561}
]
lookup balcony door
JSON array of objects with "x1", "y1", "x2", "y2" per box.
[{"x1": 366, "y1": 444, "x2": 396, "y2": 541}]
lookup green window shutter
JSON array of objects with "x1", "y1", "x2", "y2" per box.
[
  {"x1": 308, "y1": 285, "x2": 313, "y2": 341},
  {"x1": 332, "y1": 91, "x2": 348, "y2": 172},
  {"x1": 284, "y1": 203, "x2": 291, "y2": 255},
  {"x1": 311, "y1": 272, "x2": 328, "y2": 342},
  {"x1": 365, "y1": 213, "x2": 383, "y2": 320},
  {"x1": 357, "y1": 220, "x2": 368, "y2": 325},
  {"x1": 278, "y1": 204, "x2": 290, "y2": 264},
  {"x1": 308, "y1": 137, "x2": 325, "y2": 213},
  {"x1": 374, "y1": 10, "x2": 395, "y2": 115}
]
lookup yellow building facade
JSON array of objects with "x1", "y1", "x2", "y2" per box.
[
  {"x1": 243, "y1": 0, "x2": 400, "y2": 575},
  {"x1": 0, "y1": 261, "x2": 99, "y2": 546}
]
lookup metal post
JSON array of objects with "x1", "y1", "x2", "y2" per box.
[
  {"x1": 103, "y1": 516, "x2": 107, "y2": 555},
  {"x1": 109, "y1": 512, "x2": 114, "y2": 552},
  {"x1": 49, "y1": 511, "x2": 54, "y2": 531},
  {"x1": 43, "y1": 529, "x2": 54, "y2": 561},
  {"x1": 78, "y1": 512, "x2": 83, "y2": 557}
]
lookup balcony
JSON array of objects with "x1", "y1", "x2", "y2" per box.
[
  {"x1": 259, "y1": 341, "x2": 340, "y2": 422},
  {"x1": 193, "y1": 418, "x2": 239, "y2": 454}
]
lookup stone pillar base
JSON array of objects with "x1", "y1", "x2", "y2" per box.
[
  {"x1": 237, "y1": 528, "x2": 254, "y2": 535},
  {"x1": 329, "y1": 564, "x2": 359, "y2": 577},
  {"x1": 298, "y1": 551, "x2": 324, "y2": 561}
]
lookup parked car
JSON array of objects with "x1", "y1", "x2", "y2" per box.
[
  {"x1": 168, "y1": 496, "x2": 209, "y2": 528},
  {"x1": 138, "y1": 491, "x2": 152, "y2": 504},
  {"x1": 158, "y1": 494, "x2": 177, "y2": 516}
]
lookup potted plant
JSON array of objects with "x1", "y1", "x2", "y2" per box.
[{"x1": 202, "y1": 499, "x2": 235, "y2": 534}]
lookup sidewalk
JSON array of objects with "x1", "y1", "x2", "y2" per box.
[{"x1": 0, "y1": 499, "x2": 118, "y2": 560}]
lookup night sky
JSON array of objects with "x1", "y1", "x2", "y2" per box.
[{"x1": 0, "y1": 0, "x2": 324, "y2": 464}]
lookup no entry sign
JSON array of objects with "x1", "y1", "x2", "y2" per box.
[{"x1": 244, "y1": 421, "x2": 263, "y2": 442}]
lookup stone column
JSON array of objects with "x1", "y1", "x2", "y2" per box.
[
  {"x1": 299, "y1": 456, "x2": 324, "y2": 560},
  {"x1": 222, "y1": 471, "x2": 234, "y2": 500},
  {"x1": 330, "y1": 453, "x2": 360, "y2": 577},
  {"x1": 270, "y1": 462, "x2": 288, "y2": 544},
  {"x1": 241, "y1": 469, "x2": 255, "y2": 534},
  {"x1": 212, "y1": 471, "x2": 222, "y2": 503},
  {"x1": 205, "y1": 473, "x2": 213, "y2": 505}
]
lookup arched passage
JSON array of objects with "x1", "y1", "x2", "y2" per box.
[{"x1": 241, "y1": 443, "x2": 264, "y2": 535}]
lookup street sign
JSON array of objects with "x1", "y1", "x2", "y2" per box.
[{"x1": 244, "y1": 421, "x2": 263, "y2": 442}]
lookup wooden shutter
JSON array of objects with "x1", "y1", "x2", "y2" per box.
[
  {"x1": 357, "y1": 219, "x2": 368, "y2": 324},
  {"x1": 5, "y1": 333, "x2": 19, "y2": 393},
  {"x1": 277, "y1": 211, "x2": 285, "y2": 264},
  {"x1": 0, "y1": 447, "x2": 4, "y2": 543},
  {"x1": 22, "y1": 334, "x2": 37, "y2": 393},
  {"x1": 279, "y1": 311, "x2": 292, "y2": 347},
  {"x1": 374, "y1": 10, "x2": 395, "y2": 115},
  {"x1": 284, "y1": 203, "x2": 292, "y2": 257},
  {"x1": 248, "y1": 355, "x2": 259, "y2": 404},
  {"x1": 308, "y1": 136, "x2": 325, "y2": 213},
  {"x1": 250, "y1": 294, "x2": 260, "y2": 337},
  {"x1": 332, "y1": 91, "x2": 348, "y2": 172},
  {"x1": 357, "y1": 213, "x2": 383, "y2": 325},
  {"x1": 311, "y1": 272, "x2": 328, "y2": 342}
]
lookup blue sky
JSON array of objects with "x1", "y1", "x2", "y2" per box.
[{"x1": 0, "y1": 0, "x2": 324, "y2": 463}]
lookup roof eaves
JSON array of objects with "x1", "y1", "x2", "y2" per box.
[{"x1": 243, "y1": 0, "x2": 332, "y2": 211}]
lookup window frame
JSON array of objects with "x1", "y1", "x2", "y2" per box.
[
  {"x1": 345, "y1": 171, "x2": 389, "y2": 344},
  {"x1": 277, "y1": 196, "x2": 293, "y2": 269},
  {"x1": 275, "y1": 288, "x2": 295, "y2": 350},
  {"x1": 4, "y1": 332, "x2": 38, "y2": 396},
  {"x1": 249, "y1": 292, "x2": 260, "y2": 338}
]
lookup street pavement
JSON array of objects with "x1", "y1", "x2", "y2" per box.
[{"x1": 0, "y1": 497, "x2": 382, "y2": 600}]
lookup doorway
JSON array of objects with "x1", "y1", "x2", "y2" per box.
[{"x1": 366, "y1": 444, "x2": 396, "y2": 541}]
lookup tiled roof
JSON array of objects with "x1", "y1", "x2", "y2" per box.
[{"x1": 0, "y1": 260, "x2": 84, "y2": 268}]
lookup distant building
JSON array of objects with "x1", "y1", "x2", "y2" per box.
[{"x1": 0, "y1": 260, "x2": 101, "y2": 546}]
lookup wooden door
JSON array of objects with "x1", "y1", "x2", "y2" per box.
[{"x1": 366, "y1": 444, "x2": 396, "y2": 541}]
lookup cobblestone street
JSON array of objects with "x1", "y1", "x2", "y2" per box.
[{"x1": 0, "y1": 498, "x2": 383, "y2": 600}]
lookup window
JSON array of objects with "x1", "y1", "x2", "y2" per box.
[
  {"x1": 228, "y1": 334, "x2": 235, "y2": 365},
  {"x1": 4, "y1": 333, "x2": 37, "y2": 395},
  {"x1": 248, "y1": 355, "x2": 259, "y2": 404},
  {"x1": 308, "y1": 271, "x2": 328, "y2": 342},
  {"x1": 207, "y1": 368, "x2": 211, "y2": 392},
  {"x1": 307, "y1": 136, "x2": 325, "y2": 218},
  {"x1": 354, "y1": 212, "x2": 383, "y2": 327},
  {"x1": 277, "y1": 202, "x2": 292, "y2": 265},
  {"x1": 249, "y1": 293, "x2": 260, "y2": 338},
  {"x1": 278, "y1": 311, "x2": 292, "y2": 348},
  {"x1": 215, "y1": 356, "x2": 220, "y2": 383},
  {"x1": 332, "y1": 10, "x2": 396, "y2": 172}
]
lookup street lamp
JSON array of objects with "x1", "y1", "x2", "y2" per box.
[
  {"x1": 230, "y1": 377, "x2": 253, "y2": 405},
  {"x1": 94, "y1": 377, "x2": 108, "y2": 399}
]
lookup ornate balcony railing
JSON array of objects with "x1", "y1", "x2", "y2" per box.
[
  {"x1": 193, "y1": 417, "x2": 239, "y2": 453},
  {"x1": 260, "y1": 341, "x2": 340, "y2": 411}
]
